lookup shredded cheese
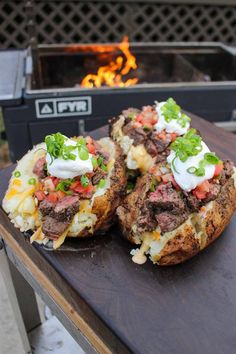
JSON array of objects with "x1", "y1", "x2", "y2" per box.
[
  {"x1": 12, "y1": 178, "x2": 22, "y2": 187},
  {"x1": 53, "y1": 228, "x2": 70, "y2": 249},
  {"x1": 30, "y1": 227, "x2": 43, "y2": 243}
]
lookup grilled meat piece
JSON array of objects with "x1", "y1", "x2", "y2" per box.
[
  {"x1": 92, "y1": 167, "x2": 106, "y2": 185},
  {"x1": 39, "y1": 199, "x2": 54, "y2": 216},
  {"x1": 33, "y1": 157, "x2": 47, "y2": 179},
  {"x1": 184, "y1": 192, "x2": 202, "y2": 212},
  {"x1": 148, "y1": 182, "x2": 185, "y2": 212},
  {"x1": 145, "y1": 132, "x2": 171, "y2": 156},
  {"x1": 42, "y1": 216, "x2": 69, "y2": 239},
  {"x1": 122, "y1": 122, "x2": 147, "y2": 146},
  {"x1": 204, "y1": 183, "x2": 221, "y2": 203},
  {"x1": 122, "y1": 108, "x2": 141, "y2": 124},
  {"x1": 40, "y1": 195, "x2": 79, "y2": 239},
  {"x1": 155, "y1": 211, "x2": 189, "y2": 233},
  {"x1": 54, "y1": 195, "x2": 79, "y2": 222},
  {"x1": 117, "y1": 174, "x2": 152, "y2": 240},
  {"x1": 136, "y1": 205, "x2": 158, "y2": 232},
  {"x1": 220, "y1": 160, "x2": 234, "y2": 185}
]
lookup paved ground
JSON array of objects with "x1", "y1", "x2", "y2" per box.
[
  {"x1": 0, "y1": 270, "x2": 84, "y2": 354},
  {"x1": 0, "y1": 271, "x2": 25, "y2": 354}
]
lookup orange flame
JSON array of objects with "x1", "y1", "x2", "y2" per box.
[{"x1": 80, "y1": 36, "x2": 138, "y2": 88}]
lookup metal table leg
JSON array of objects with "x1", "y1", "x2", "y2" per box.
[{"x1": 0, "y1": 239, "x2": 41, "y2": 354}]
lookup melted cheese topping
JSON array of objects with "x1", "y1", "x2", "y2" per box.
[
  {"x1": 167, "y1": 141, "x2": 215, "y2": 192},
  {"x1": 154, "y1": 101, "x2": 190, "y2": 135},
  {"x1": 126, "y1": 145, "x2": 154, "y2": 173},
  {"x1": 131, "y1": 232, "x2": 157, "y2": 265}
]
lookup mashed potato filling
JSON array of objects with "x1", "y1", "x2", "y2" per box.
[{"x1": 3, "y1": 143, "x2": 46, "y2": 231}]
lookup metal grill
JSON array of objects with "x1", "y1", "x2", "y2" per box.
[{"x1": 1, "y1": 1, "x2": 236, "y2": 48}]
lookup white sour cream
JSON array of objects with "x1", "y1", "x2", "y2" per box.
[
  {"x1": 46, "y1": 137, "x2": 93, "y2": 179},
  {"x1": 167, "y1": 141, "x2": 215, "y2": 192},
  {"x1": 154, "y1": 101, "x2": 190, "y2": 135}
]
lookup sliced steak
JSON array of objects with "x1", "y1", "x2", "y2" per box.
[
  {"x1": 122, "y1": 122, "x2": 147, "y2": 146},
  {"x1": 42, "y1": 216, "x2": 69, "y2": 240},
  {"x1": 155, "y1": 211, "x2": 188, "y2": 233},
  {"x1": 137, "y1": 206, "x2": 157, "y2": 232},
  {"x1": 220, "y1": 160, "x2": 234, "y2": 185},
  {"x1": 145, "y1": 132, "x2": 171, "y2": 156},
  {"x1": 204, "y1": 183, "x2": 221, "y2": 203},
  {"x1": 92, "y1": 167, "x2": 106, "y2": 185},
  {"x1": 54, "y1": 195, "x2": 79, "y2": 221},
  {"x1": 33, "y1": 157, "x2": 47, "y2": 179},
  {"x1": 39, "y1": 199, "x2": 54, "y2": 216},
  {"x1": 148, "y1": 182, "x2": 185, "y2": 212},
  {"x1": 98, "y1": 150, "x2": 110, "y2": 164},
  {"x1": 122, "y1": 108, "x2": 141, "y2": 124},
  {"x1": 184, "y1": 192, "x2": 202, "y2": 212},
  {"x1": 117, "y1": 174, "x2": 153, "y2": 236}
]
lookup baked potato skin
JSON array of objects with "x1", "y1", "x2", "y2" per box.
[
  {"x1": 92, "y1": 143, "x2": 127, "y2": 235},
  {"x1": 158, "y1": 177, "x2": 236, "y2": 265},
  {"x1": 200, "y1": 178, "x2": 236, "y2": 248},
  {"x1": 116, "y1": 174, "x2": 152, "y2": 243},
  {"x1": 154, "y1": 222, "x2": 200, "y2": 266},
  {"x1": 117, "y1": 174, "x2": 236, "y2": 266}
]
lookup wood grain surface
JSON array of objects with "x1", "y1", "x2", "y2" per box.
[{"x1": 0, "y1": 114, "x2": 236, "y2": 354}]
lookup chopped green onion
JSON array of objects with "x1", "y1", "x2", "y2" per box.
[
  {"x1": 128, "y1": 113, "x2": 136, "y2": 120},
  {"x1": 56, "y1": 179, "x2": 73, "y2": 195},
  {"x1": 172, "y1": 156, "x2": 179, "y2": 174},
  {"x1": 149, "y1": 179, "x2": 157, "y2": 192},
  {"x1": 62, "y1": 145, "x2": 76, "y2": 160},
  {"x1": 143, "y1": 125, "x2": 151, "y2": 132},
  {"x1": 78, "y1": 146, "x2": 89, "y2": 160},
  {"x1": 187, "y1": 166, "x2": 197, "y2": 174},
  {"x1": 80, "y1": 175, "x2": 89, "y2": 188},
  {"x1": 77, "y1": 137, "x2": 86, "y2": 146},
  {"x1": 98, "y1": 179, "x2": 106, "y2": 189},
  {"x1": 127, "y1": 181, "x2": 135, "y2": 191},
  {"x1": 161, "y1": 98, "x2": 191, "y2": 128},
  {"x1": 92, "y1": 156, "x2": 98, "y2": 168},
  {"x1": 195, "y1": 167, "x2": 205, "y2": 176},
  {"x1": 14, "y1": 170, "x2": 21, "y2": 178},
  {"x1": 204, "y1": 152, "x2": 221, "y2": 165},
  {"x1": 28, "y1": 178, "x2": 36, "y2": 185},
  {"x1": 170, "y1": 129, "x2": 203, "y2": 163},
  {"x1": 101, "y1": 164, "x2": 108, "y2": 172},
  {"x1": 170, "y1": 129, "x2": 221, "y2": 178},
  {"x1": 97, "y1": 155, "x2": 104, "y2": 166}
]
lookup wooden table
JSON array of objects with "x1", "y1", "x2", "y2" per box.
[{"x1": 0, "y1": 115, "x2": 236, "y2": 354}]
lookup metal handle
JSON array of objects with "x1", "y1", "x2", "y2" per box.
[{"x1": 215, "y1": 121, "x2": 236, "y2": 132}]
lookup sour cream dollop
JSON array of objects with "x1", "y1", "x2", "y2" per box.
[
  {"x1": 154, "y1": 101, "x2": 190, "y2": 135},
  {"x1": 167, "y1": 141, "x2": 215, "y2": 192},
  {"x1": 46, "y1": 137, "x2": 93, "y2": 179}
]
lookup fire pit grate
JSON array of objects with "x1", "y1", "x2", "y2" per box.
[{"x1": 1, "y1": 1, "x2": 236, "y2": 48}]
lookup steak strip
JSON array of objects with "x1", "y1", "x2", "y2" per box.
[{"x1": 40, "y1": 195, "x2": 80, "y2": 240}]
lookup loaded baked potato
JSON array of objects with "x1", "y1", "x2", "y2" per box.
[
  {"x1": 3, "y1": 133, "x2": 126, "y2": 249},
  {"x1": 117, "y1": 129, "x2": 236, "y2": 265},
  {"x1": 110, "y1": 98, "x2": 191, "y2": 174}
]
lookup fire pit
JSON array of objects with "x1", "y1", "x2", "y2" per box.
[{"x1": 1, "y1": 40, "x2": 236, "y2": 161}]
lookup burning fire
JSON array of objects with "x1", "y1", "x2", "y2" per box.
[{"x1": 80, "y1": 36, "x2": 138, "y2": 88}]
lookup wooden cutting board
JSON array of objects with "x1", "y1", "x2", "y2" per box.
[{"x1": 0, "y1": 113, "x2": 236, "y2": 354}]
